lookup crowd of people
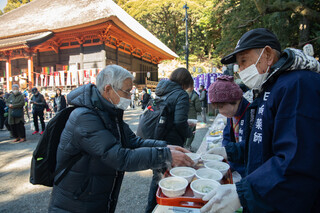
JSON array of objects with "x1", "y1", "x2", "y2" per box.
[
  {"x1": 0, "y1": 87, "x2": 68, "y2": 142},
  {"x1": 1, "y1": 27, "x2": 319, "y2": 213}
]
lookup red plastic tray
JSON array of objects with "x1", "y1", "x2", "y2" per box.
[{"x1": 156, "y1": 162, "x2": 233, "y2": 208}]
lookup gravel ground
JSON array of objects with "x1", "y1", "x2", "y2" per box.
[{"x1": 0, "y1": 108, "x2": 214, "y2": 213}]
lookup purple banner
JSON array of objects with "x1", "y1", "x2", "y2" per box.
[{"x1": 193, "y1": 77, "x2": 199, "y2": 91}]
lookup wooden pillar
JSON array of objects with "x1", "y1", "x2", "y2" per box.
[
  {"x1": 36, "y1": 50, "x2": 40, "y2": 67},
  {"x1": 57, "y1": 47, "x2": 61, "y2": 64},
  {"x1": 101, "y1": 42, "x2": 106, "y2": 68},
  {"x1": 80, "y1": 44, "x2": 84, "y2": 69},
  {"x1": 6, "y1": 59, "x2": 11, "y2": 91},
  {"x1": 130, "y1": 52, "x2": 133, "y2": 71},
  {"x1": 116, "y1": 46, "x2": 119, "y2": 65},
  {"x1": 28, "y1": 56, "x2": 34, "y2": 90}
]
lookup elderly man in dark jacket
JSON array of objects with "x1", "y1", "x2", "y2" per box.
[{"x1": 48, "y1": 65, "x2": 193, "y2": 213}]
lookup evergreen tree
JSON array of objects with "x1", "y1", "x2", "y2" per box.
[{"x1": 3, "y1": 0, "x2": 32, "y2": 13}]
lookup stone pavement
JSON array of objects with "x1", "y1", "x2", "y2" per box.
[{"x1": 0, "y1": 108, "x2": 214, "y2": 213}]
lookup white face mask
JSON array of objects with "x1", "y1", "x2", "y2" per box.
[
  {"x1": 239, "y1": 48, "x2": 270, "y2": 90},
  {"x1": 112, "y1": 88, "x2": 131, "y2": 111},
  {"x1": 12, "y1": 90, "x2": 19, "y2": 95}
]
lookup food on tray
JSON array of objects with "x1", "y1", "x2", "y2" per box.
[
  {"x1": 170, "y1": 167, "x2": 196, "y2": 183},
  {"x1": 207, "y1": 142, "x2": 222, "y2": 150},
  {"x1": 190, "y1": 179, "x2": 220, "y2": 198},
  {"x1": 161, "y1": 179, "x2": 187, "y2": 190},
  {"x1": 209, "y1": 130, "x2": 223, "y2": 136},
  {"x1": 201, "y1": 154, "x2": 224, "y2": 162},
  {"x1": 185, "y1": 153, "x2": 201, "y2": 165},
  {"x1": 196, "y1": 168, "x2": 223, "y2": 182},
  {"x1": 159, "y1": 177, "x2": 188, "y2": 198},
  {"x1": 197, "y1": 185, "x2": 214, "y2": 193},
  {"x1": 173, "y1": 171, "x2": 194, "y2": 177},
  {"x1": 204, "y1": 161, "x2": 230, "y2": 176}
]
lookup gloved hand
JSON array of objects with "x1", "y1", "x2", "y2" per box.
[
  {"x1": 200, "y1": 184, "x2": 241, "y2": 213},
  {"x1": 206, "y1": 147, "x2": 227, "y2": 159}
]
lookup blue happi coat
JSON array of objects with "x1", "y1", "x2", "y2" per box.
[
  {"x1": 223, "y1": 97, "x2": 250, "y2": 177},
  {"x1": 236, "y1": 48, "x2": 320, "y2": 212}
]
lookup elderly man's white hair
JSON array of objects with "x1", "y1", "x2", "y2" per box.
[{"x1": 96, "y1": 65, "x2": 133, "y2": 94}]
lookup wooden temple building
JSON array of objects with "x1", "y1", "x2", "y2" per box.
[{"x1": 0, "y1": 0, "x2": 178, "y2": 91}]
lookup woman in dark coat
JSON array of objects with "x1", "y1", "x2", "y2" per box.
[
  {"x1": 53, "y1": 88, "x2": 67, "y2": 113},
  {"x1": 146, "y1": 67, "x2": 194, "y2": 213}
]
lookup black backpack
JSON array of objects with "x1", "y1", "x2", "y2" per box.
[
  {"x1": 30, "y1": 107, "x2": 81, "y2": 187},
  {"x1": 136, "y1": 90, "x2": 176, "y2": 140}
]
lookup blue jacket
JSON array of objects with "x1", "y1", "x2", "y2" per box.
[
  {"x1": 223, "y1": 98, "x2": 250, "y2": 177},
  {"x1": 236, "y1": 49, "x2": 320, "y2": 212}
]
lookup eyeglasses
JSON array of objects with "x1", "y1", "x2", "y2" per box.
[{"x1": 118, "y1": 89, "x2": 131, "y2": 97}]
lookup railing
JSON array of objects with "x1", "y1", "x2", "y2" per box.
[{"x1": 146, "y1": 79, "x2": 158, "y2": 87}]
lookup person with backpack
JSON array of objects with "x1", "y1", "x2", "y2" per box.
[
  {"x1": 53, "y1": 88, "x2": 67, "y2": 113},
  {"x1": 7, "y1": 84, "x2": 26, "y2": 142},
  {"x1": 184, "y1": 83, "x2": 202, "y2": 150},
  {"x1": 201, "y1": 28, "x2": 320, "y2": 213},
  {"x1": 145, "y1": 67, "x2": 194, "y2": 213},
  {"x1": 141, "y1": 87, "x2": 151, "y2": 110},
  {"x1": 47, "y1": 65, "x2": 193, "y2": 213},
  {"x1": 30, "y1": 87, "x2": 46, "y2": 135},
  {"x1": 199, "y1": 84, "x2": 208, "y2": 123}
]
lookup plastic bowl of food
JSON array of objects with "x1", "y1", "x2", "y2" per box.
[
  {"x1": 185, "y1": 153, "x2": 201, "y2": 165},
  {"x1": 190, "y1": 179, "x2": 220, "y2": 198},
  {"x1": 159, "y1": 176, "x2": 188, "y2": 198},
  {"x1": 170, "y1": 167, "x2": 196, "y2": 183},
  {"x1": 204, "y1": 161, "x2": 230, "y2": 176},
  {"x1": 187, "y1": 119, "x2": 198, "y2": 127},
  {"x1": 195, "y1": 168, "x2": 223, "y2": 182},
  {"x1": 201, "y1": 154, "x2": 224, "y2": 163}
]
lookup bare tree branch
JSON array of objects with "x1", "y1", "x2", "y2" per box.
[
  {"x1": 297, "y1": 36, "x2": 320, "y2": 47},
  {"x1": 237, "y1": 15, "x2": 262, "y2": 28}
]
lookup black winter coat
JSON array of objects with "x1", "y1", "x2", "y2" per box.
[
  {"x1": 141, "y1": 92, "x2": 151, "y2": 110},
  {"x1": 48, "y1": 84, "x2": 172, "y2": 213},
  {"x1": 31, "y1": 93, "x2": 46, "y2": 113},
  {"x1": 0, "y1": 97, "x2": 5, "y2": 114},
  {"x1": 199, "y1": 89, "x2": 207, "y2": 108},
  {"x1": 53, "y1": 95, "x2": 67, "y2": 112},
  {"x1": 155, "y1": 80, "x2": 192, "y2": 146}
]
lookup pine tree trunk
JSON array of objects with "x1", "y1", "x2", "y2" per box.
[{"x1": 298, "y1": 16, "x2": 310, "y2": 47}]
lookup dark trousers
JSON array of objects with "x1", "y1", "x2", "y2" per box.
[
  {"x1": 4, "y1": 117, "x2": 11, "y2": 131},
  {"x1": 33, "y1": 111, "x2": 45, "y2": 131},
  {"x1": 0, "y1": 112, "x2": 4, "y2": 129},
  {"x1": 25, "y1": 105, "x2": 30, "y2": 120},
  {"x1": 11, "y1": 121, "x2": 26, "y2": 139},
  {"x1": 145, "y1": 169, "x2": 165, "y2": 213},
  {"x1": 185, "y1": 125, "x2": 196, "y2": 148},
  {"x1": 201, "y1": 107, "x2": 207, "y2": 123}
]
